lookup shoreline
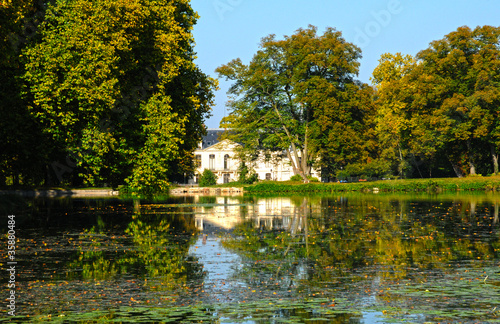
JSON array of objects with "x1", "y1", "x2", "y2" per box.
[
  {"x1": 0, "y1": 189, "x2": 120, "y2": 198},
  {"x1": 2, "y1": 176, "x2": 500, "y2": 197},
  {"x1": 244, "y1": 177, "x2": 500, "y2": 193},
  {"x1": 0, "y1": 187, "x2": 244, "y2": 198}
]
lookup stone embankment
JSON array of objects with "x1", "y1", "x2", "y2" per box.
[
  {"x1": 169, "y1": 187, "x2": 243, "y2": 196},
  {"x1": 0, "y1": 189, "x2": 120, "y2": 197},
  {"x1": 1, "y1": 187, "x2": 243, "y2": 197}
]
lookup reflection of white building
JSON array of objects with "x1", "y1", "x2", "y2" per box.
[
  {"x1": 194, "y1": 197, "x2": 242, "y2": 231},
  {"x1": 194, "y1": 197, "x2": 311, "y2": 233},
  {"x1": 189, "y1": 129, "x2": 319, "y2": 184}
]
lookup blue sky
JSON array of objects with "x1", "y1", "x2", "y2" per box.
[{"x1": 190, "y1": 0, "x2": 500, "y2": 129}]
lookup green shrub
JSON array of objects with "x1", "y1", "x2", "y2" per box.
[
  {"x1": 246, "y1": 173, "x2": 259, "y2": 184},
  {"x1": 290, "y1": 174, "x2": 303, "y2": 181},
  {"x1": 238, "y1": 163, "x2": 258, "y2": 184},
  {"x1": 199, "y1": 169, "x2": 217, "y2": 186},
  {"x1": 426, "y1": 179, "x2": 439, "y2": 191},
  {"x1": 308, "y1": 176, "x2": 319, "y2": 182},
  {"x1": 243, "y1": 177, "x2": 500, "y2": 194}
]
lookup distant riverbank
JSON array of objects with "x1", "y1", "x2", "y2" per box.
[
  {"x1": 243, "y1": 176, "x2": 500, "y2": 194},
  {"x1": 2, "y1": 176, "x2": 500, "y2": 197},
  {"x1": 0, "y1": 188, "x2": 119, "y2": 197}
]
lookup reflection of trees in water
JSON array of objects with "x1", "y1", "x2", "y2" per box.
[
  {"x1": 222, "y1": 195, "x2": 500, "y2": 299},
  {"x1": 3, "y1": 194, "x2": 499, "y2": 319},
  {"x1": 7, "y1": 197, "x2": 209, "y2": 315},
  {"x1": 65, "y1": 199, "x2": 204, "y2": 291},
  {"x1": 495, "y1": 202, "x2": 499, "y2": 224}
]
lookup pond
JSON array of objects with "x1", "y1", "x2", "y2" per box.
[{"x1": 1, "y1": 192, "x2": 499, "y2": 323}]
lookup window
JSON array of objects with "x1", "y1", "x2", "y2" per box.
[
  {"x1": 209, "y1": 154, "x2": 215, "y2": 170},
  {"x1": 223, "y1": 173, "x2": 230, "y2": 184},
  {"x1": 224, "y1": 154, "x2": 229, "y2": 170},
  {"x1": 195, "y1": 155, "x2": 201, "y2": 168},
  {"x1": 265, "y1": 173, "x2": 272, "y2": 180}
]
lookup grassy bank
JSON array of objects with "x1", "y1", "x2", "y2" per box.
[{"x1": 243, "y1": 176, "x2": 500, "y2": 194}]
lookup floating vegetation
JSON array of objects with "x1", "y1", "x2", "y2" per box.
[
  {"x1": 383, "y1": 265, "x2": 500, "y2": 322},
  {"x1": 5, "y1": 299, "x2": 360, "y2": 323},
  {"x1": 1, "y1": 194, "x2": 499, "y2": 323}
]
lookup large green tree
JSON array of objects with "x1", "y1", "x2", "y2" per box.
[
  {"x1": 404, "y1": 26, "x2": 500, "y2": 176},
  {"x1": 22, "y1": 0, "x2": 216, "y2": 192},
  {"x1": 217, "y1": 25, "x2": 369, "y2": 181},
  {"x1": 371, "y1": 53, "x2": 416, "y2": 178}
]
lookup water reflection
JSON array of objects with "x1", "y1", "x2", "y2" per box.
[
  {"x1": 215, "y1": 194, "x2": 500, "y2": 322},
  {"x1": 1, "y1": 193, "x2": 499, "y2": 322}
]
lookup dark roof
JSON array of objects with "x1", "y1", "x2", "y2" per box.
[{"x1": 201, "y1": 129, "x2": 225, "y2": 149}]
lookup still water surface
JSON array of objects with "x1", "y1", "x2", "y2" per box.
[{"x1": 1, "y1": 192, "x2": 499, "y2": 323}]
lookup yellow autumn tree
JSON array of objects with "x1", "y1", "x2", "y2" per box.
[{"x1": 23, "y1": 0, "x2": 217, "y2": 192}]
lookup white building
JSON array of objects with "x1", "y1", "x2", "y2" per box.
[{"x1": 189, "y1": 129, "x2": 319, "y2": 185}]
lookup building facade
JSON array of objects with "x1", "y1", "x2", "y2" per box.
[{"x1": 189, "y1": 129, "x2": 319, "y2": 185}]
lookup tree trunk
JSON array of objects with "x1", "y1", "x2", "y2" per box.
[
  {"x1": 286, "y1": 149, "x2": 298, "y2": 174},
  {"x1": 449, "y1": 156, "x2": 465, "y2": 178},
  {"x1": 272, "y1": 104, "x2": 308, "y2": 182},
  {"x1": 288, "y1": 145, "x2": 308, "y2": 182},
  {"x1": 302, "y1": 120, "x2": 312, "y2": 178},
  {"x1": 452, "y1": 164, "x2": 465, "y2": 177},
  {"x1": 397, "y1": 144, "x2": 404, "y2": 178},
  {"x1": 492, "y1": 145, "x2": 499, "y2": 175},
  {"x1": 302, "y1": 130, "x2": 310, "y2": 177},
  {"x1": 467, "y1": 140, "x2": 476, "y2": 175},
  {"x1": 411, "y1": 154, "x2": 423, "y2": 178},
  {"x1": 469, "y1": 160, "x2": 476, "y2": 175}
]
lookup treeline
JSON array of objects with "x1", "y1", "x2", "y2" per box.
[
  {"x1": 0, "y1": 0, "x2": 216, "y2": 193},
  {"x1": 2, "y1": 3, "x2": 499, "y2": 192},
  {"x1": 218, "y1": 25, "x2": 500, "y2": 181}
]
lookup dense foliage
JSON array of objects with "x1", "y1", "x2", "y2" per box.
[
  {"x1": 1, "y1": 0, "x2": 216, "y2": 193},
  {"x1": 217, "y1": 25, "x2": 376, "y2": 182},
  {"x1": 219, "y1": 25, "x2": 500, "y2": 181},
  {"x1": 2, "y1": 11, "x2": 499, "y2": 189},
  {"x1": 373, "y1": 26, "x2": 500, "y2": 178}
]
